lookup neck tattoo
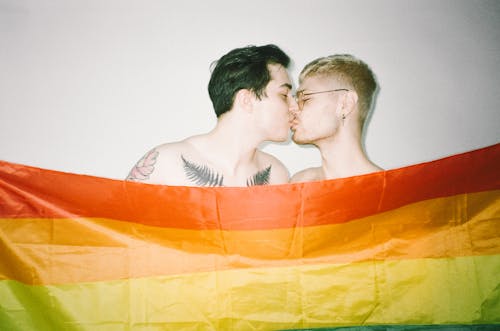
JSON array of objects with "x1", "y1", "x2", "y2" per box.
[{"x1": 181, "y1": 155, "x2": 272, "y2": 187}]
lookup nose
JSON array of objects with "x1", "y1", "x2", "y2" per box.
[{"x1": 288, "y1": 95, "x2": 299, "y2": 115}]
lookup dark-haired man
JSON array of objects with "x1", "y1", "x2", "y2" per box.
[
  {"x1": 127, "y1": 44, "x2": 297, "y2": 186},
  {"x1": 290, "y1": 54, "x2": 382, "y2": 182}
]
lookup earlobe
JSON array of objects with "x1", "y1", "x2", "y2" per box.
[
  {"x1": 340, "y1": 91, "x2": 358, "y2": 114},
  {"x1": 337, "y1": 90, "x2": 358, "y2": 117}
]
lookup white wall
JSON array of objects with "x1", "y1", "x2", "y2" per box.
[{"x1": 1, "y1": 0, "x2": 499, "y2": 180}]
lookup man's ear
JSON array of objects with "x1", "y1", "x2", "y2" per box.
[
  {"x1": 337, "y1": 90, "x2": 358, "y2": 117},
  {"x1": 234, "y1": 89, "x2": 254, "y2": 113},
  {"x1": 344, "y1": 90, "x2": 358, "y2": 112}
]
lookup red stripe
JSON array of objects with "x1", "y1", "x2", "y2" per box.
[{"x1": 0, "y1": 144, "x2": 499, "y2": 230}]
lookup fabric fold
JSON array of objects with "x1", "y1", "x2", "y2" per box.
[{"x1": 0, "y1": 143, "x2": 499, "y2": 330}]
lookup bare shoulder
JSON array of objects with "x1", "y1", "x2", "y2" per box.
[
  {"x1": 290, "y1": 167, "x2": 323, "y2": 183},
  {"x1": 126, "y1": 140, "x2": 195, "y2": 185},
  {"x1": 255, "y1": 150, "x2": 290, "y2": 184}
]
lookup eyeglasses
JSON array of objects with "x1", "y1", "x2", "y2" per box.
[{"x1": 294, "y1": 89, "x2": 349, "y2": 110}]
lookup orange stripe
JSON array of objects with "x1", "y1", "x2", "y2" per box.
[
  {"x1": 1, "y1": 144, "x2": 499, "y2": 230},
  {"x1": 1, "y1": 190, "x2": 498, "y2": 285}
]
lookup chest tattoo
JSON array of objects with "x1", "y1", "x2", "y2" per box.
[
  {"x1": 181, "y1": 155, "x2": 224, "y2": 187},
  {"x1": 181, "y1": 155, "x2": 272, "y2": 187},
  {"x1": 246, "y1": 165, "x2": 272, "y2": 186}
]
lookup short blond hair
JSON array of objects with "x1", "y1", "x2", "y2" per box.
[{"x1": 299, "y1": 54, "x2": 377, "y2": 128}]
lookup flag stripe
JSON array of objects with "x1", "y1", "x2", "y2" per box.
[
  {"x1": 283, "y1": 325, "x2": 500, "y2": 331},
  {"x1": 0, "y1": 255, "x2": 499, "y2": 330},
  {"x1": 1, "y1": 145, "x2": 499, "y2": 330},
  {"x1": 1, "y1": 190, "x2": 498, "y2": 285},
  {"x1": 1, "y1": 144, "x2": 499, "y2": 231}
]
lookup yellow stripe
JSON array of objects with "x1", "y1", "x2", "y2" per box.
[
  {"x1": 1, "y1": 190, "x2": 499, "y2": 285},
  {"x1": 1, "y1": 255, "x2": 499, "y2": 330}
]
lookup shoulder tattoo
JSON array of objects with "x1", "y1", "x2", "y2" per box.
[{"x1": 127, "y1": 149, "x2": 159, "y2": 181}]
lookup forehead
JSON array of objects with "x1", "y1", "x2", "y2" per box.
[
  {"x1": 267, "y1": 63, "x2": 292, "y2": 89},
  {"x1": 299, "y1": 75, "x2": 333, "y2": 91}
]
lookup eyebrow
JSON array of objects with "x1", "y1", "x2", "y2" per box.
[{"x1": 280, "y1": 83, "x2": 292, "y2": 90}]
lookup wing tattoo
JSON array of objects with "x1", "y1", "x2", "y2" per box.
[{"x1": 127, "y1": 149, "x2": 159, "y2": 181}]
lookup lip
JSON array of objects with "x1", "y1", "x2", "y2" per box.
[{"x1": 288, "y1": 113, "x2": 299, "y2": 129}]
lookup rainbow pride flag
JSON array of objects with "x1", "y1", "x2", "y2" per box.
[{"x1": 1, "y1": 144, "x2": 499, "y2": 330}]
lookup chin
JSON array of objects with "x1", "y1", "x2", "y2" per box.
[
  {"x1": 269, "y1": 128, "x2": 290, "y2": 142},
  {"x1": 291, "y1": 132, "x2": 310, "y2": 145},
  {"x1": 271, "y1": 134, "x2": 289, "y2": 142}
]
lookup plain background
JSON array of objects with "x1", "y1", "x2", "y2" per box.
[{"x1": 1, "y1": 0, "x2": 499, "y2": 180}]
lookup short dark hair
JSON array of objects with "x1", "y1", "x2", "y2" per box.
[{"x1": 208, "y1": 44, "x2": 290, "y2": 117}]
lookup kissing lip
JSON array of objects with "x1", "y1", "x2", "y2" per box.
[{"x1": 288, "y1": 113, "x2": 299, "y2": 129}]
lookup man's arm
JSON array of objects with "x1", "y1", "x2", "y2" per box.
[
  {"x1": 126, "y1": 143, "x2": 190, "y2": 185},
  {"x1": 126, "y1": 149, "x2": 159, "y2": 182}
]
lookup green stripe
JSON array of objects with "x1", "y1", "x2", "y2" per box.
[{"x1": 281, "y1": 325, "x2": 500, "y2": 331}]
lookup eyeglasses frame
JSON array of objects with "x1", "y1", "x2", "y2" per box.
[{"x1": 294, "y1": 88, "x2": 350, "y2": 110}]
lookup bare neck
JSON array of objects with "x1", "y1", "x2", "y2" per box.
[
  {"x1": 315, "y1": 128, "x2": 380, "y2": 179},
  {"x1": 192, "y1": 113, "x2": 261, "y2": 173}
]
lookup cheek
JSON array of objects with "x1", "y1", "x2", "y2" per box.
[
  {"x1": 301, "y1": 109, "x2": 324, "y2": 126},
  {"x1": 300, "y1": 108, "x2": 337, "y2": 134},
  {"x1": 271, "y1": 100, "x2": 290, "y2": 120},
  {"x1": 259, "y1": 100, "x2": 289, "y2": 128}
]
